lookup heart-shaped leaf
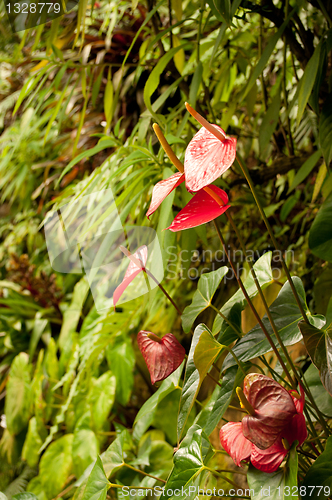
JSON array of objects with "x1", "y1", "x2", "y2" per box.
[
  {"x1": 184, "y1": 125, "x2": 236, "y2": 192},
  {"x1": 146, "y1": 172, "x2": 185, "y2": 218},
  {"x1": 242, "y1": 374, "x2": 297, "y2": 450},
  {"x1": 298, "y1": 320, "x2": 332, "y2": 396},
  {"x1": 167, "y1": 185, "x2": 230, "y2": 232},
  {"x1": 300, "y1": 436, "x2": 332, "y2": 500},
  {"x1": 137, "y1": 331, "x2": 186, "y2": 384}
]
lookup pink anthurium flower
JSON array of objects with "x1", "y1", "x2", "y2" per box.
[
  {"x1": 241, "y1": 373, "x2": 299, "y2": 450},
  {"x1": 113, "y1": 245, "x2": 148, "y2": 307},
  {"x1": 146, "y1": 172, "x2": 185, "y2": 219},
  {"x1": 220, "y1": 378, "x2": 307, "y2": 473},
  {"x1": 184, "y1": 125, "x2": 237, "y2": 193},
  {"x1": 137, "y1": 330, "x2": 186, "y2": 384},
  {"x1": 167, "y1": 185, "x2": 230, "y2": 232}
]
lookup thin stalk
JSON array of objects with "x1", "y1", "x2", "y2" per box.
[
  {"x1": 205, "y1": 467, "x2": 246, "y2": 490},
  {"x1": 210, "y1": 303, "x2": 240, "y2": 336},
  {"x1": 213, "y1": 220, "x2": 295, "y2": 387},
  {"x1": 226, "y1": 210, "x2": 297, "y2": 386},
  {"x1": 144, "y1": 268, "x2": 183, "y2": 316},
  {"x1": 207, "y1": 371, "x2": 223, "y2": 388},
  {"x1": 124, "y1": 463, "x2": 166, "y2": 483}
]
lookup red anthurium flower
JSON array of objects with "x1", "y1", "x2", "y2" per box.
[
  {"x1": 184, "y1": 125, "x2": 237, "y2": 193},
  {"x1": 137, "y1": 330, "x2": 186, "y2": 384},
  {"x1": 220, "y1": 379, "x2": 307, "y2": 473},
  {"x1": 241, "y1": 373, "x2": 298, "y2": 450},
  {"x1": 113, "y1": 245, "x2": 148, "y2": 307},
  {"x1": 167, "y1": 185, "x2": 230, "y2": 232},
  {"x1": 146, "y1": 172, "x2": 185, "y2": 219}
]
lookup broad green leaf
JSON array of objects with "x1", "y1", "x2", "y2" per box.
[
  {"x1": 163, "y1": 428, "x2": 210, "y2": 500},
  {"x1": 106, "y1": 339, "x2": 134, "y2": 406},
  {"x1": 89, "y1": 372, "x2": 116, "y2": 431},
  {"x1": 58, "y1": 277, "x2": 90, "y2": 350},
  {"x1": 204, "y1": 366, "x2": 243, "y2": 435},
  {"x1": 309, "y1": 191, "x2": 332, "y2": 262},
  {"x1": 247, "y1": 442, "x2": 298, "y2": 500},
  {"x1": 193, "y1": 329, "x2": 223, "y2": 379},
  {"x1": 22, "y1": 417, "x2": 43, "y2": 467},
  {"x1": 182, "y1": 266, "x2": 229, "y2": 333},
  {"x1": 223, "y1": 277, "x2": 323, "y2": 369},
  {"x1": 100, "y1": 428, "x2": 131, "y2": 478},
  {"x1": 39, "y1": 434, "x2": 74, "y2": 499},
  {"x1": 213, "y1": 252, "x2": 273, "y2": 334},
  {"x1": 143, "y1": 43, "x2": 190, "y2": 116},
  {"x1": 297, "y1": 41, "x2": 322, "y2": 126},
  {"x1": 298, "y1": 320, "x2": 332, "y2": 396},
  {"x1": 288, "y1": 150, "x2": 322, "y2": 193},
  {"x1": 73, "y1": 413, "x2": 100, "y2": 478},
  {"x1": 319, "y1": 92, "x2": 332, "y2": 167},
  {"x1": 206, "y1": 0, "x2": 231, "y2": 25},
  {"x1": 81, "y1": 456, "x2": 109, "y2": 500},
  {"x1": 5, "y1": 352, "x2": 33, "y2": 435},
  {"x1": 301, "y1": 436, "x2": 332, "y2": 500},
  {"x1": 151, "y1": 389, "x2": 183, "y2": 445},
  {"x1": 178, "y1": 325, "x2": 220, "y2": 441},
  {"x1": 305, "y1": 364, "x2": 332, "y2": 417},
  {"x1": 280, "y1": 191, "x2": 300, "y2": 222},
  {"x1": 259, "y1": 90, "x2": 281, "y2": 153}
]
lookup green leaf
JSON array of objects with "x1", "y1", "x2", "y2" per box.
[
  {"x1": 193, "y1": 329, "x2": 223, "y2": 379},
  {"x1": 89, "y1": 372, "x2": 116, "y2": 431},
  {"x1": 297, "y1": 41, "x2": 322, "y2": 126},
  {"x1": 309, "y1": 191, "x2": 332, "y2": 262},
  {"x1": 288, "y1": 150, "x2": 322, "y2": 193},
  {"x1": 143, "y1": 43, "x2": 190, "y2": 116},
  {"x1": 58, "y1": 277, "x2": 90, "y2": 350},
  {"x1": 298, "y1": 320, "x2": 332, "y2": 396},
  {"x1": 39, "y1": 434, "x2": 74, "y2": 499},
  {"x1": 106, "y1": 339, "x2": 134, "y2": 406},
  {"x1": 280, "y1": 191, "x2": 300, "y2": 222},
  {"x1": 259, "y1": 90, "x2": 281, "y2": 153},
  {"x1": 319, "y1": 92, "x2": 332, "y2": 167},
  {"x1": 162, "y1": 428, "x2": 209, "y2": 500},
  {"x1": 5, "y1": 352, "x2": 32, "y2": 435},
  {"x1": 100, "y1": 428, "x2": 132, "y2": 478},
  {"x1": 22, "y1": 417, "x2": 43, "y2": 468},
  {"x1": 81, "y1": 456, "x2": 109, "y2": 500},
  {"x1": 73, "y1": 413, "x2": 100, "y2": 478},
  {"x1": 178, "y1": 325, "x2": 221, "y2": 441},
  {"x1": 305, "y1": 364, "x2": 332, "y2": 417},
  {"x1": 213, "y1": 252, "x2": 273, "y2": 334},
  {"x1": 104, "y1": 73, "x2": 114, "y2": 129},
  {"x1": 206, "y1": 0, "x2": 231, "y2": 25},
  {"x1": 189, "y1": 62, "x2": 203, "y2": 108},
  {"x1": 301, "y1": 436, "x2": 332, "y2": 500},
  {"x1": 223, "y1": 277, "x2": 322, "y2": 369},
  {"x1": 204, "y1": 366, "x2": 243, "y2": 435},
  {"x1": 182, "y1": 267, "x2": 229, "y2": 333},
  {"x1": 247, "y1": 442, "x2": 298, "y2": 500}
]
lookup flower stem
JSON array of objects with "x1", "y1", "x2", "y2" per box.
[
  {"x1": 143, "y1": 268, "x2": 183, "y2": 316},
  {"x1": 124, "y1": 463, "x2": 166, "y2": 483}
]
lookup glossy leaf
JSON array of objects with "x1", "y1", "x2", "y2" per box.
[
  {"x1": 193, "y1": 329, "x2": 223, "y2": 379},
  {"x1": 101, "y1": 431, "x2": 125, "y2": 478},
  {"x1": 106, "y1": 338, "x2": 135, "y2": 406},
  {"x1": 137, "y1": 331, "x2": 186, "y2": 384},
  {"x1": 5, "y1": 352, "x2": 33, "y2": 435},
  {"x1": 22, "y1": 417, "x2": 43, "y2": 467},
  {"x1": 184, "y1": 126, "x2": 236, "y2": 192},
  {"x1": 298, "y1": 320, "x2": 332, "y2": 396},
  {"x1": 39, "y1": 434, "x2": 74, "y2": 499},
  {"x1": 222, "y1": 277, "x2": 322, "y2": 369},
  {"x1": 247, "y1": 442, "x2": 298, "y2": 500},
  {"x1": 300, "y1": 436, "x2": 332, "y2": 500},
  {"x1": 309, "y1": 192, "x2": 332, "y2": 262},
  {"x1": 305, "y1": 364, "x2": 332, "y2": 417},
  {"x1": 167, "y1": 186, "x2": 230, "y2": 232},
  {"x1": 146, "y1": 172, "x2": 185, "y2": 218},
  {"x1": 297, "y1": 41, "x2": 322, "y2": 126},
  {"x1": 73, "y1": 413, "x2": 100, "y2": 478},
  {"x1": 89, "y1": 372, "x2": 116, "y2": 431},
  {"x1": 182, "y1": 266, "x2": 228, "y2": 333},
  {"x1": 178, "y1": 324, "x2": 219, "y2": 440},
  {"x1": 213, "y1": 252, "x2": 273, "y2": 334},
  {"x1": 81, "y1": 456, "x2": 109, "y2": 500}
]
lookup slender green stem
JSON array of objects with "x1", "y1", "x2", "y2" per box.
[
  {"x1": 210, "y1": 303, "x2": 240, "y2": 336},
  {"x1": 213, "y1": 220, "x2": 295, "y2": 387},
  {"x1": 205, "y1": 467, "x2": 245, "y2": 489},
  {"x1": 223, "y1": 345, "x2": 247, "y2": 377},
  {"x1": 124, "y1": 464, "x2": 166, "y2": 483},
  {"x1": 235, "y1": 155, "x2": 309, "y2": 323},
  {"x1": 144, "y1": 268, "x2": 183, "y2": 316},
  {"x1": 207, "y1": 371, "x2": 223, "y2": 388}
]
